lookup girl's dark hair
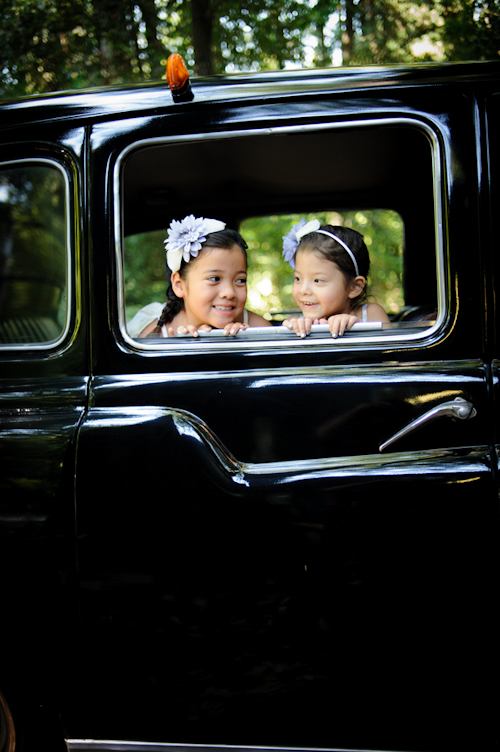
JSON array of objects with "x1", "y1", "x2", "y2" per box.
[
  {"x1": 297, "y1": 224, "x2": 370, "y2": 309},
  {"x1": 149, "y1": 228, "x2": 248, "y2": 334}
]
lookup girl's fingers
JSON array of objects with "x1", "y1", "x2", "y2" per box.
[
  {"x1": 328, "y1": 314, "x2": 359, "y2": 338},
  {"x1": 224, "y1": 322, "x2": 248, "y2": 336},
  {"x1": 283, "y1": 317, "x2": 310, "y2": 338},
  {"x1": 294, "y1": 320, "x2": 307, "y2": 338},
  {"x1": 301, "y1": 319, "x2": 312, "y2": 337},
  {"x1": 177, "y1": 325, "x2": 200, "y2": 337}
]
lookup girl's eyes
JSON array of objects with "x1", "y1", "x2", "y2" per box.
[
  {"x1": 205, "y1": 275, "x2": 247, "y2": 284},
  {"x1": 294, "y1": 276, "x2": 325, "y2": 284}
]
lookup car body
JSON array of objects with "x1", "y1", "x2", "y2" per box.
[{"x1": 0, "y1": 60, "x2": 498, "y2": 752}]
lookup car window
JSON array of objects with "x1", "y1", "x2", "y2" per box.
[
  {"x1": 118, "y1": 119, "x2": 443, "y2": 347},
  {"x1": 0, "y1": 161, "x2": 69, "y2": 348}
]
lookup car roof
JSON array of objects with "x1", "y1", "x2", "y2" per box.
[{"x1": 1, "y1": 60, "x2": 500, "y2": 128}]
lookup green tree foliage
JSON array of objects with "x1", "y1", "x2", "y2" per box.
[
  {"x1": 440, "y1": 0, "x2": 500, "y2": 60},
  {"x1": 2, "y1": 0, "x2": 500, "y2": 99},
  {"x1": 336, "y1": 0, "x2": 445, "y2": 64},
  {"x1": 0, "y1": 0, "x2": 310, "y2": 97},
  {"x1": 215, "y1": 0, "x2": 309, "y2": 73},
  {"x1": 0, "y1": 0, "x2": 185, "y2": 96},
  {"x1": 124, "y1": 229, "x2": 168, "y2": 318}
]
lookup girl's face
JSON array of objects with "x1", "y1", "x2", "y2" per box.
[
  {"x1": 292, "y1": 248, "x2": 363, "y2": 319},
  {"x1": 172, "y1": 245, "x2": 247, "y2": 328}
]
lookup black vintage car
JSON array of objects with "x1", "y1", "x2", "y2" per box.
[{"x1": 0, "y1": 60, "x2": 498, "y2": 752}]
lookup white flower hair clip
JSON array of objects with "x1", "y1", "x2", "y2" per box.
[
  {"x1": 282, "y1": 217, "x2": 308, "y2": 269},
  {"x1": 165, "y1": 214, "x2": 226, "y2": 272},
  {"x1": 283, "y1": 219, "x2": 322, "y2": 268},
  {"x1": 282, "y1": 218, "x2": 359, "y2": 277}
]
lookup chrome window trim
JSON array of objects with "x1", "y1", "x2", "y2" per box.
[
  {"x1": 115, "y1": 117, "x2": 446, "y2": 354},
  {"x1": 0, "y1": 157, "x2": 72, "y2": 352},
  {"x1": 68, "y1": 743, "x2": 345, "y2": 752}
]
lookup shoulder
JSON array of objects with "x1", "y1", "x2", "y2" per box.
[
  {"x1": 246, "y1": 310, "x2": 272, "y2": 327},
  {"x1": 364, "y1": 301, "x2": 391, "y2": 323},
  {"x1": 128, "y1": 301, "x2": 164, "y2": 337},
  {"x1": 139, "y1": 310, "x2": 186, "y2": 337},
  {"x1": 138, "y1": 320, "x2": 159, "y2": 337}
]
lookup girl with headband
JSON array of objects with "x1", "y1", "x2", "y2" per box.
[
  {"x1": 137, "y1": 215, "x2": 270, "y2": 337},
  {"x1": 281, "y1": 219, "x2": 390, "y2": 338}
]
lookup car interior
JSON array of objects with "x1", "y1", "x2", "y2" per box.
[{"x1": 0, "y1": 162, "x2": 68, "y2": 346}]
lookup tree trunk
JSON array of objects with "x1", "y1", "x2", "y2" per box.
[
  {"x1": 342, "y1": 0, "x2": 355, "y2": 63},
  {"x1": 191, "y1": 0, "x2": 214, "y2": 75},
  {"x1": 138, "y1": 0, "x2": 168, "y2": 79}
]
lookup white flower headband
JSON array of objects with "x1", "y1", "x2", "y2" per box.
[
  {"x1": 165, "y1": 214, "x2": 226, "y2": 273},
  {"x1": 282, "y1": 218, "x2": 360, "y2": 277}
]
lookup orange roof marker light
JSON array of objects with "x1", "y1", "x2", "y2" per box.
[{"x1": 166, "y1": 54, "x2": 194, "y2": 103}]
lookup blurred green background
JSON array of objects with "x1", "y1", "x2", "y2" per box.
[{"x1": 124, "y1": 209, "x2": 404, "y2": 322}]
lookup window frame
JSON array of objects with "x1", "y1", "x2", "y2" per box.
[
  {"x1": 0, "y1": 157, "x2": 73, "y2": 352},
  {"x1": 115, "y1": 117, "x2": 446, "y2": 354}
]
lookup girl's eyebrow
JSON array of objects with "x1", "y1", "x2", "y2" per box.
[
  {"x1": 297, "y1": 269, "x2": 328, "y2": 275},
  {"x1": 205, "y1": 268, "x2": 247, "y2": 275},
  {"x1": 206, "y1": 269, "x2": 247, "y2": 274}
]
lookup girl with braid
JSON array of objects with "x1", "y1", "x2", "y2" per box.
[{"x1": 132, "y1": 215, "x2": 270, "y2": 338}]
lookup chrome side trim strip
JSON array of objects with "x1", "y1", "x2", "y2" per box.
[
  {"x1": 67, "y1": 741, "x2": 357, "y2": 752},
  {"x1": 83, "y1": 406, "x2": 489, "y2": 489}
]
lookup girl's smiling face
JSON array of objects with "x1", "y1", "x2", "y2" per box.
[
  {"x1": 172, "y1": 245, "x2": 247, "y2": 328},
  {"x1": 292, "y1": 248, "x2": 360, "y2": 319}
]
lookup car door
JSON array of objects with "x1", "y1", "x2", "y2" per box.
[
  {"x1": 0, "y1": 126, "x2": 87, "y2": 729},
  {"x1": 486, "y1": 90, "x2": 500, "y2": 476},
  {"x1": 71, "y1": 82, "x2": 497, "y2": 752}
]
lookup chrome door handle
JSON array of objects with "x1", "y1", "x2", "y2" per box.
[{"x1": 379, "y1": 397, "x2": 477, "y2": 453}]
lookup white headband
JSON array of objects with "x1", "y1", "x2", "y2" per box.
[{"x1": 294, "y1": 219, "x2": 359, "y2": 277}]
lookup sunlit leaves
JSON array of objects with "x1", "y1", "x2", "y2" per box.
[{"x1": 1, "y1": 0, "x2": 498, "y2": 99}]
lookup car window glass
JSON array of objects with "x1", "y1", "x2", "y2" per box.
[{"x1": 0, "y1": 162, "x2": 68, "y2": 346}]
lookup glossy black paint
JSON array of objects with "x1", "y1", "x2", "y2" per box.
[{"x1": 0, "y1": 62, "x2": 498, "y2": 752}]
